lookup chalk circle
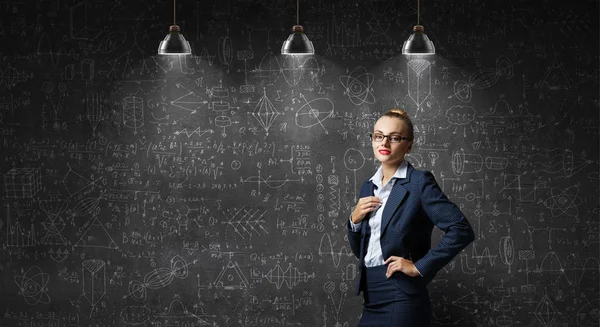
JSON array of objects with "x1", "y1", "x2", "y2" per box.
[
  {"x1": 344, "y1": 148, "x2": 365, "y2": 171},
  {"x1": 465, "y1": 193, "x2": 476, "y2": 201},
  {"x1": 323, "y1": 281, "x2": 335, "y2": 294},
  {"x1": 42, "y1": 81, "x2": 54, "y2": 93},
  {"x1": 231, "y1": 160, "x2": 241, "y2": 170},
  {"x1": 499, "y1": 236, "x2": 514, "y2": 266},
  {"x1": 316, "y1": 174, "x2": 323, "y2": 183},
  {"x1": 166, "y1": 196, "x2": 175, "y2": 205},
  {"x1": 339, "y1": 282, "x2": 348, "y2": 292},
  {"x1": 295, "y1": 98, "x2": 334, "y2": 128}
]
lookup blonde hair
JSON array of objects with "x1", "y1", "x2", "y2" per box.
[{"x1": 382, "y1": 108, "x2": 414, "y2": 141}]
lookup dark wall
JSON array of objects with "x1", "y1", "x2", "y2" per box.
[{"x1": 1, "y1": 0, "x2": 598, "y2": 326}]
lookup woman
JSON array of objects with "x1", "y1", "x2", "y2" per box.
[{"x1": 347, "y1": 109, "x2": 475, "y2": 326}]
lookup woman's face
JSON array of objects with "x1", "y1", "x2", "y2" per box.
[{"x1": 372, "y1": 116, "x2": 413, "y2": 166}]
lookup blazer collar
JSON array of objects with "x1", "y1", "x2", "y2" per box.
[{"x1": 368, "y1": 161, "x2": 413, "y2": 193}]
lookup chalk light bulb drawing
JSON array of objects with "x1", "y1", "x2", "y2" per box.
[
  {"x1": 281, "y1": 0, "x2": 315, "y2": 55},
  {"x1": 158, "y1": 0, "x2": 192, "y2": 55}
]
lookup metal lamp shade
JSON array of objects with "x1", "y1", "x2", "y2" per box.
[
  {"x1": 158, "y1": 25, "x2": 192, "y2": 55},
  {"x1": 402, "y1": 25, "x2": 435, "y2": 55},
  {"x1": 281, "y1": 25, "x2": 314, "y2": 55}
]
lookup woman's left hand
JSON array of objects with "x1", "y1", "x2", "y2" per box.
[{"x1": 384, "y1": 256, "x2": 420, "y2": 278}]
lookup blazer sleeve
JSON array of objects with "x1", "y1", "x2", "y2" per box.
[
  {"x1": 347, "y1": 181, "x2": 371, "y2": 259},
  {"x1": 347, "y1": 216, "x2": 361, "y2": 259},
  {"x1": 413, "y1": 171, "x2": 475, "y2": 282}
]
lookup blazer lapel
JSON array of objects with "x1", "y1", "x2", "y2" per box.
[
  {"x1": 360, "y1": 180, "x2": 377, "y2": 236},
  {"x1": 380, "y1": 163, "x2": 413, "y2": 235}
]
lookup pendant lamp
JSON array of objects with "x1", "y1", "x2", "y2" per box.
[
  {"x1": 402, "y1": 0, "x2": 435, "y2": 55},
  {"x1": 158, "y1": 0, "x2": 192, "y2": 55},
  {"x1": 281, "y1": 0, "x2": 314, "y2": 55}
]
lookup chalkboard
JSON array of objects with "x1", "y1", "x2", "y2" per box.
[{"x1": 0, "y1": 0, "x2": 598, "y2": 326}]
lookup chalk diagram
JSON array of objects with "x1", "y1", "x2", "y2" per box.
[
  {"x1": 532, "y1": 148, "x2": 593, "y2": 179},
  {"x1": 41, "y1": 81, "x2": 67, "y2": 131},
  {"x1": 498, "y1": 235, "x2": 515, "y2": 273},
  {"x1": 451, "y1": 56, "x2": 515, "y2": 103},
  {"x1": 339, "y1": 66, "x2": 375, "y2": 106},
  {"x1": 263, "y1": 263, "x2": 315, "y2": 289},
  {"x1": 209, "y1": 83, "x2": 240, "y2": 137},
  {"x1": 37, "y1": 32, "x2": 79, "y2": 67},
  {"x1": 534, "y1": 295, "x2": 559, "y2": 327},
  {"x1": 253, "y1": 52, "x2": 321, "y2": 86},
  {"x1": 174, "y1": 126, "x2": 213, "y2": 138},
  {"x1": 535, "y1": 60, "x2": 574, "y2": 90},
  {"x1": 401, "y1": 59, "x2": 442, "y2": 121},
  {"x1": 126, "y1": 255, "x2": 190, "y2": 301},
  {"x1": 39, "y1": 200, "x2": 68, "y2": 246},
  {"x1": 327, "y1": 6, "x2": 363, "y2": 49},
  {"x1": 541, "y1": 185, "x2": 582, "y2": 219},
  {"x1": 122, "y1": 95, "x2": 144, "y2": 134},
  {"x1": 82, "y1": 259, "x2": 106, "y2": 306},
  {"x1": 5, "y1": 204, "x2": 36, "y2": 248},
  {"x1": 213, "y1": 261, "x2": 249, "y2": 290},
  {"x1": 170, "y1": 83, "x2": 209, "y2": 113},
  {"x1": 515, "y1": 217, "x2": 567, "y2": 249},
  {"x1": 107, "y1": 34, "x2": 162, "y2": 79},
  {"x1": 4, "y1": 167, "x2": 41, "y2": 199},
  {"x1": 294, "y1": 93, "x2": 334, "y2": 134},
  {"x1": 14, "y1": 266, "x2": 51, "y2": 305},
  {"x1": 343, "y1": 148, "x2": 366, "y2": 203},
  {"x1": 95, "y1": 30, "x2": 127, "y2": 54},
  {"x1": 364, "y1": 3, "x2": 392, "y2": 45},
  {"x1": 323, "y1": 281, "x2": 349, "y2": 327},
  {"x1": 241, "y1": 168, "x2": 303, "y2": 196},
  {"x1": 539, "y1": 252, "x2": 600, "y2": 287},
  {"x1": 0, "y1": 63, "x2": 32, "y2": 90},
  {"x1": 236, "y1": 49, "x2": 256, "y2": 93},
  {"x1": 222, "y1": 206, "x2": 268, "y2": 240},
  {"x1": 327, "y1": 175, "x2": 341, "y2": 218},
  {"x1": 445, "y1": 105, "x2": 476, "y2": 137},
  {"x1": 74, "y1": 217, "x2": 118, "y2": 249},
  {"x1": 120, "y1": 305, "x2": 151, "y2": 325},
  {"x1": 67, "y1": 195, "x2": 102, "y2": 222},
  {"x1": 218, "y1": 33, "x2": 233, "y2": 71},
  {"x1": 85, "y1": 91, "x2": 106, "y2": 134},
  {"x1": 318, "y1": 233, "x2": 353, "y2": 268},
  {"x1": 263, "y1": 0, "x2": 293, "y2": 16},
  {"x1": 156, "y1": 298, "x2": 213, "y2": 326},
  {"x1": 252, "y1": 88, "x2": 281, "y2": 136},
  {"x1": 451, "y1": 149, "x2": 483, "y2": 176}
]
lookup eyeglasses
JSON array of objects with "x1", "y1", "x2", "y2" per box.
[{"x1": 369, "y1": 133, "x2": 411, "y2": 143}]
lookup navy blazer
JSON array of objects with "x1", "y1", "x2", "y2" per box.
[{"x1": 348, "y1": 162, "x2": 475, "y2": 295}]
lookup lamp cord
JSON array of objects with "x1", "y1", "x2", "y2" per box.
[
  {"x1": 174, "y1": 0, "x2": 176, "y2": 25},
  {"x1": 417, "y1": 0, "x2": 420, "y2": 25},
  {"x1": 297, "y1": 0, "x2": 299, "y2": 25}
]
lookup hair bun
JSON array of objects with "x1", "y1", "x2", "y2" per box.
[{"x1": 388, "y1": 108, "x2": 409, "y2": 118}]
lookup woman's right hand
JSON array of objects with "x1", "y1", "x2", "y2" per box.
[{"x1": 351, "y1": 196, "x2": 382, "y2": 224}]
